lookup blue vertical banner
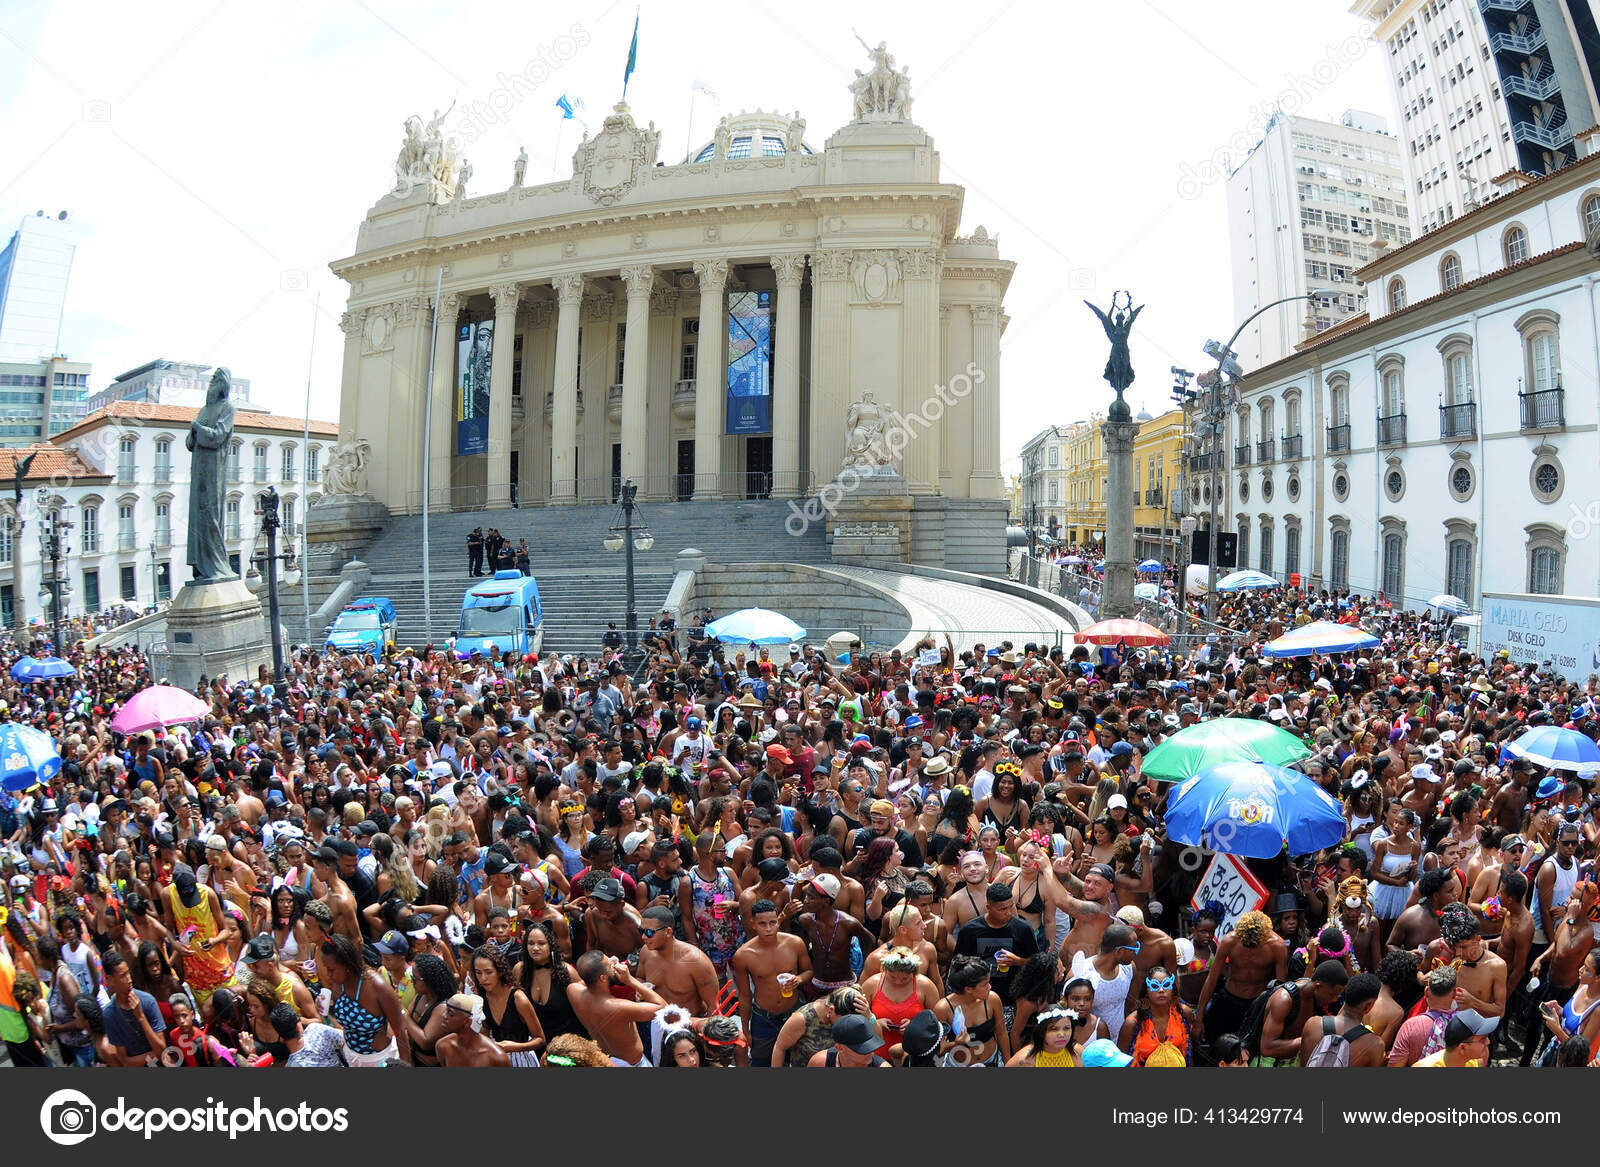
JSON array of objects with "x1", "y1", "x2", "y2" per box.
[
  {"x1": 725, "y1": 290, "x2": 772, "y2": 435},
  {"x1": 457, "y1": 320, "x2": 492, "y2": 456}
]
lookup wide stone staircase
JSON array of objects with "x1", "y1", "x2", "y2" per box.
[{"x1": 352, "y1": 498, "x2": 828, "y2": 654}]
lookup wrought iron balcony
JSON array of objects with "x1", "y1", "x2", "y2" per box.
[
  {"x1": 1439, "y1": 400, "x2": 1477, "y2": 439},
  {"x1": 1281, "y1": 434, "x2": 1304, "y2": 460},
  {"x1": 1256, "y1": 438, "x2": 1276, "y2": 462},
  {"x1": 1326, "y1": 423, "x2": 1351, "y2": 453},
  {"x1": 1233, "y1": 444, "x2": 1250, "y2": 466},
  {"x1": 1189, "y1": 453, "x2": 1214, "y2": 473},
  {"x1": 1520, "y1": 386, "x2": 1565, "y2": 430},
  {"x1": 1377, "y1": 412, "x2": 1407, "y2": 447},
  {"x1": 1144, "y1": 488, "x2": 1163, "y2": 506}
]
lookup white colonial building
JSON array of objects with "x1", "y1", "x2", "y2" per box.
[
  {"x1": 0, "y1": 403, "x2": 336, "y2": 633},
  {"x1": 1192, "y1": 144, "x2": 1600, "y2": 608},
  {"x1": 329, "y1": 41, "x2": 1012, "y2": 570}
]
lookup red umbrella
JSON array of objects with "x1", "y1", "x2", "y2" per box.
[{"x1": 1074, "y1": 619, "x2": 1170, "y2": 647}]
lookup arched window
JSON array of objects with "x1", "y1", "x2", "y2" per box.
[
  {"x1": 1237, "y1": 517, "x2": 1250, "y2": 568},
  {"x1": 253, "y1": 442, "x2": 269, "y2": 482},
  {"x1": 79, "y1": 500, "x2": 99, "y2": 553},
  {"x1": 1446, "y1": 350, "x2": 1472, "y2": 405},
  {"x1": 154, "y1": 437, "x2": 172, "y2": 483},
  {"x1": 1584, "y1": 193, "x2": 1600, "y2": 236},
  {"x1": 154, "y1": 499, "x2": 171, "y2": 548},
  {"x1": 1382, "y1": 367, "x2": 1404, "y2": 416},
  {"x1": 1284, "y1": 523, "x2": 1301, "y2": 580},
  {"x1": 1445, "y1": 519, "x2": 1476, "y2": 605},
  {"x1": 1516, "y1": 310, "x2": 1563, "y2": 425},
  {"x1": 227, "y1": 441, "x2": 242, "y2": 482},
  {"x1": 307, "y1": 445, "x2": 322, "y2": 484},
  {"x1": 1388, "y1": 278, "x2": 1407, "y2": 311},
  {"x1": 226, "y1": 496, "x2": 242, "y2": 541},
  {"x1": 1504, "y1": 224, "x2": 1529, "y2": 265},
  {"x1": 1527, "y1": 523, "x2": 1566, "y2": 594},
  {"x1": 1259, "y1": 522, "x2": 1274, "y2": 575},
  {"x1": 1330, "y1": 519, "x2": 1350, "y2": 590},
  {"x1": 281, "y1": 444, "x2": 297, "y2": 481},
  {"x1": 117, "y1": 435, "x2": 136, "y2": 483},
  {"x1": 1440, "y1": 253, "x2": 1462, "y2": 291},
  {"x1": 1381, "y1": 519, "x2": 1407, "y2": 602}
]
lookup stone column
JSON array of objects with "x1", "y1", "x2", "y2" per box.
[
  {"x1": 487, "y1": 282, "x2": 520, "y2": 509},
  {"x1": 336, "y1": 309, "x2": 364, "y2": 450},
  {"x1": 771, "y1": 253, "x2": 806, "y2": 499},
  {"x1": 692, "y1": 259, "x2": 727, "y2": 498},
  {"x1": 549, "y1": 274, "x2": 584, "y2": 506},
  {"x1": 937, "y1": 305, "x2": 954, "y2": 494},
  {"x1": 428, "y1": 290, "x2": 460, "y2": 511},
  {"x1": 619, "y1": 265, "x2": 654, "y2": 488},
  {"x1": 645, "y1": 283, "x2": 679, "y2": 500},
  {"x1": 1101, "y1": 406, "x2": 1140, "y2": 619},
  {"x1": 967, "y1": 302, "x2": 1003, "y2": 498},
  {"x1": 519, "y1": 299, "x2": 552, "y2": 505},
  {"x1": 809, "y1": 249, "x2": 851, "y2": 488},
  {"x1": 898, "y1": 248, "x2": 938, "y2": 495}
]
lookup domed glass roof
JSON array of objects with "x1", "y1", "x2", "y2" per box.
[{"x1": 685, "y1": 111, "x2": 812, "y2": 164}]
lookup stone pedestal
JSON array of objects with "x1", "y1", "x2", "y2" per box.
[
  {"x1": 305, "y1": 493, "x2": 389, "y2": 574},
  {"x1": 1101, "y1": 409, "x2": 1140, "y2": 619},
  {"x1": 164, "y1": 578, "x2": 273, "y2": 689},
  {"x1": 826, "y1": 469, "x2": 911, "y2": 564}
]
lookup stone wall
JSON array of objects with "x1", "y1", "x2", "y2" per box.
[{"x1": 675, "y1": 562, "x2": 913, "y2": 649}]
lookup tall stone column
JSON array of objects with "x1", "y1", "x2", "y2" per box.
[
  {"x1": 898, "y1": 248, "x2": 938, "y2": 495},
  {"x1": 771, "y1": 253, "x2": 806, "y2": 499},
  {"x1": 619, "y1": 265, "x2": 654, "y2": 488},
  {"x1": 336, "y1": 309, "x2": 364, "y2": 451},
  {"x1": 967, "y1": 302, "x2": 1003, "y2": 498},
  {"x1": 519, "y1": 299, "x2": 553, "y2": 505},
  {"x1": 487, "y1": 282, "x2": 520, "y2": 509},
  {"x1": 692, "y1": 259, "x2": 727, "y2": 499},
  {"x1": 1101, "y1": 407, "x2": 1140, "y2": 619},
  {"x1": 645, "y1": 283, "x2": 679, "y2": 501},
  {"x1": 809, "y1": 249, "x2": 851, "y2": 488},
  {"x1": 549, "y1": 274, "x2": 584, "y2": 506},
  {"x1": 428, "y1": 290, "x2": 460, "y2": 511}
]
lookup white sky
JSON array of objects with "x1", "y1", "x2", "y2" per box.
[{"x1": 0, "y1": 0, "x2": 1392, "y2": 471}]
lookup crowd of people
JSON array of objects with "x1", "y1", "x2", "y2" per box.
[{"x1": 0, "y1": 573, "x2": 1596, "y2": 1070}]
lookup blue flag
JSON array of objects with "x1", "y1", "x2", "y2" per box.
[
  {"x1": 555, "y1": 94, "x2": 580, "y2": 119},
  {"x1": 622, "y1": 11, "x2": 638, "y2": 94}
]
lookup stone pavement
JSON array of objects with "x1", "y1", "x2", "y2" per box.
[{"x1": 822, "y1": 564, "x2": 1082, "y2": 651}]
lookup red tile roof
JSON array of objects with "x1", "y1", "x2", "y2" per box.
[
  {"x1": 0, "y1": 445, "x2": 111, "y2": 482},
  {"x1": 54, "y1": 401, "x2": 338, "y2": 442}
]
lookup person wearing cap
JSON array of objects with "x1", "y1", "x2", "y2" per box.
[
  {"x1": 791, "y1": 872, "x2": 875, "y2": 999},
  {"x1": 807, "y1": 1012, "x2": 890, "y2": 1067},
  {"x1": 241, "y1": 933, "x2": 319, "y2": 1021},
  {"x1": 1414, "y1": 1008, "x2": 1498, "y2": 1067},
  {"x1": 580, "y1": 876, "x2": 643, "y2": 960},
  {"x1": 473, "y1": 850, "x2": 525, "y2": 935},
  {"x1": 162, "y1": 863, "x2": 236, "y2": 1006}
]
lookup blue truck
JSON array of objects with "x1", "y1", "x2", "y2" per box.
[
  {"x1": 323, "y1": 596, "x2": 398, "y2": 655},
  {"x1": 456, "y1": 571, "x2": 543, "y2": 659}
]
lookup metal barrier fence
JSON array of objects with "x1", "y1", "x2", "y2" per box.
[{"x1": 1015, "y1": 554, "x2": 1237, "y2": 654}]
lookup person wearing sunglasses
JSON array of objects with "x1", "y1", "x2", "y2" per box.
[
  {"x1": 1067, "y1": 922, "x2": 1139, "y2": 1031},
  {"x1": 1118, "y1": 964, "x2": 1192, "y2": 1066}
]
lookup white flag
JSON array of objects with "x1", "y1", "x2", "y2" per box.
[{"x1": 692, "y1": 74, "x2": 719, "y2": 101}]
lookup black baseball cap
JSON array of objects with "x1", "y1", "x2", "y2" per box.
[
  {"x1": 591, "y1": 877, "x2": 625, "y2": 903},
  {"x1": 832, "y1": 1014, "x2": 884, "y2": 1055}
]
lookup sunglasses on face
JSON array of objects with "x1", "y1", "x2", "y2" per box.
[{"x1": 640, "y1": 924, "x2": 671, "y2": 938}]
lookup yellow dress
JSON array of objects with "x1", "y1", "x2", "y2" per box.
[{"x1": 167, "y1": 884, "x2": 234, "y2": 998}]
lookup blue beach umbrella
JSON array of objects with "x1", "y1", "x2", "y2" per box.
[
  {"x1": 1506, "y1": 725, "x2": 1600, "y2": 776},
  {"x1": 1263, "y1": 620, "x2": 1381, "y2": 658},
  {"x1": 1137, "y1": 559, "x2": 1163, "y2": 573},
  {"x1": 1217, "y1": 570, "x2": 1280, "y2": 592},
  {"x1": 1164, "y1": 761, "x2": 1346, "y2": 859},
  {"x1": 0, "y1": 721, "x2": 62, "y2": 792},
  {"x1": 704, "y1": 608, "x2": 807, "y2": 645},
  {"x1": 10, "y1": 656, "x2": 76, "y2": 683}
]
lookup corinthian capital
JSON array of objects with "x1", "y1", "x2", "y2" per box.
[
  {"x1": 433, "y1": 291, "x2": 461, "y2": 319},
  {"x1": 489, "y1": 282, "x2": 522, "y2": 313},
  {"x1": 552, "y1": 273, "x2": 586, "y2": 306},
  {"x1": 812, "y1": 249, "x2": 851, "y2": 282},
  {"x1": 621, "y1": 265, "x2": 656, "y2": 299},
  {"x1": 770, "y1": 254, "x2": 808, "y2": 288},
  {"x1": 692, "y1": 258, "x2": 728, "y2": 289}
]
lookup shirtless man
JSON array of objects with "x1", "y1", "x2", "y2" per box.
[
  {"x1": 566, "y1": 949, "x2": 667, "y2": 1067},
  {"x1": 803, "y1": 846, "x2": 866, "y2": 924},
  {"x1": 1033, "y1": 856, "x2": 1114, "y2": 965},
  {"x1": 860, "y1": 903, "x2": 944, "y2": 994},
  {"x1": 1521, "y1": 882, "x2": 1597, "y2": 1065},
  {"x1": 788, "y1": 874, "x2": 874, "y2": 998},
  {"x1": 1196, "y1": 909, "x2": 1288, "y2": 1048},
  {"x1": 1490, "y1": 765, "x2": 1531, "y2": 832},
  {"x1": 903, "y1": 880, "x2": 952, "y2": 967},
  {"x1": 1492, "y1": 870, "x2": 1535, "y2": 994},
  {"x1": 635, "y1": 906, "x2": 720, "y2": 1017},
  {"x1": 732, "y1": 899, "x2": 811, "y2": 1067},
  {"x1": 1257, "y1": 959, "x2": 1348, "y2": 1065},
  {"x1": 433, "y1": 993, "x2": 509, "y2": 1067},
  {"x1": 1114, "y1": 904, "x2": 1176, "y2": 982},
  {"x1": 1388, "y1": 867, "x2": 1458, "y2": 954},
  {"x1": 1468, "y1": 834, "x2": 1525, "y2": 943},
  {"x1": 581, "y1": 877, "x2": 643, "y2": 960},
  {"x1": 1296, "y1": 970, "x2": 1386, "y2": 1067},
  {"x1": 312, "y1": 845, "x2": 362, "y2": 945},
  {"x1": 739, "y1": 858, "x2": 794, "y2": 938},
  {"x1": 1424, "y1": 903, "x2": 1506, "y2": 1019},
  {"x1": 941, "y1": 851, "x2": 991, "y2": 936}
]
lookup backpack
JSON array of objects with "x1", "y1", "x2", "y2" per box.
[
  {"x1": 1305, "y1": 1016, "x2": 1370, "y2": 1067},
  {"x1": 1242, "y1": 980, "x2": 1299, "y2": 1059}
]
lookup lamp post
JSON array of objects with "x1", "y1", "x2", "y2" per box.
[
  {"x1": 252, "y1": 486, "x2": 301, "y2": 685},
  {"x1": 604, "y1": 480, "x2": 653, "y2": 656},
  {"x1": 33, "y1": 489, "x2": 71, "y2": 658},
  {"x1": 1199, "y1": 294, "x2": 1318, "y2": 620}
]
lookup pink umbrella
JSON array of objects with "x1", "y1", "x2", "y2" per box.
[
  {"x1": 109, "y1": 685, "x2": 211, "y2": 735},
  {"x1": 1073, "y1": 619, "x2": 1170, "y2": 647}
]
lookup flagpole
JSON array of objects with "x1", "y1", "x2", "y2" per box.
[
  {"x1": 684, "y1": 89, "x2": 697, "y2": 163},
  {"x1": 551, "y1": 117, "x2": 563, "y2": 181},
  {"x1": 299, "y1": 291, "x2": 319, "y2": 645},
  {"x1": 421, "y1": 267, "x2": 443, "y2": 644}
]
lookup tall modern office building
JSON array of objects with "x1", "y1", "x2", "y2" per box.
[
  {"x1": 1352, "y1": 0, "x2": 1600, "y2": 233},
  {"x1": 1227, "y1": 110, "x2": 1412, "y2": 369},
  {"x1": 0, "y1": 210, "x2": 75, "y2": 364}
]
